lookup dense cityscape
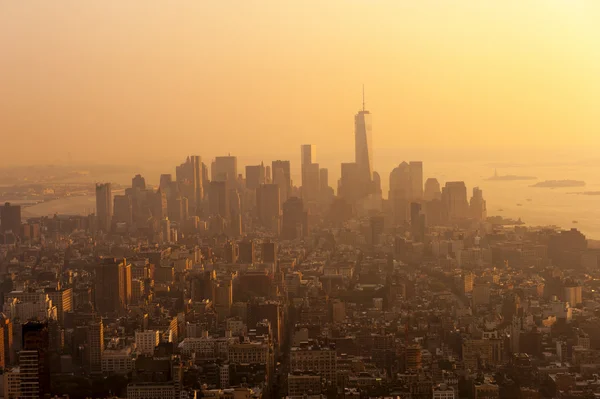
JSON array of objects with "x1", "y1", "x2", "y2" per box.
[{"x1": 0, "y1": 101, "x2": 598, "y2": 399}]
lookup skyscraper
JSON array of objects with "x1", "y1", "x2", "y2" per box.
[
  {"x1": 282, "y1": 197, "x2": 309, "y2": 240},
  {"x1": 246, "y1": 164, "x2": 266, "y2": 190},
  {"x1": 470, "y1": 187, "x2": 487, "y2": 221},
  {"x1": 300, "y1": 145, "x2": 319, "y2": 203},
  {"x1": 300, "y1": 144, "x2": 316, "y2": 167},
  {"x1": 94, "y1": 257, "x2": 129, "y2": 314},
  {"x1": 213, "y1": 155, "x2": 238, "y2": 186},
  {"x1": 113, "y1": 194, "x2": 133, "y2": 225},
  {"x1": 256, "y1": 184, "x2": 281, "y2": 234},
  {"x1": 424, "y1": 178, "x2": 441, "y2": 201},
  {"x1": 339, "y1": 162, "x2": 360, "y2": 204},
  {"x1": 354, "y1": 89, "x2": 373, "y2": 193},
  {"x1": 95, "y1": 183, "x2": 112, "y2": 232},
  {"x1": 409, "y1": 161, "x2": 423, "y2": 200},
  {"x1": 21, "y1": 322, "x2": 50, "y2": 398},
  {"x1": 176, "y1": 156, "x2": 202, "y2": 215},
  {"x1": 442, "y1": 182, "x2": 469, "y2": 220},
  {"x1": 132, "y1": 174, "x2": 146, "y2": 190},
  {"x1": 208, "y1": 181, "x2": 230, "y2": 220},
  {"x1": 0, "y1": 202, "x2": 21, "y2": 236},
  {"x1": 272, "y1": 160, "x2": 291, "y2": 203}
]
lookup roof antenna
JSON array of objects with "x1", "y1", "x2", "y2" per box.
[{"x1": 362, "y1": 84, "x2": 365, "y2": 112}]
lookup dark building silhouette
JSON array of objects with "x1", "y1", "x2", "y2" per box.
[
  {"x1": 282, "y1": 197, "x2": 309, "y2": 240},
  {"x1": 0, "y1": 202, "x2": 21, "y2": 236},
  {"x1": 95, "y1": 183, "x2": 112, "y2": 232},
  {"x1": 94, "y1": 257, "x2": 131, "y2": 314}
]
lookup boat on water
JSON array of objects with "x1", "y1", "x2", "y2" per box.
[
  {"x1": 516, "y1": 203, "x2": 522, "y2": 206},
  {"x1": 573, "y1": 220, "x2": 579, "y2": 224},
  {"x1": 498, "y1": 208, "x2": 504, "y2": 211}
]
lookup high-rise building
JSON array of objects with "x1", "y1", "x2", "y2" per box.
[
  {"x1": 261, "y1": 241, "x2": 277, "y2": 264},
  {"x1": 208, "y1": 181, "x2": 230, "y2": 220},
  {"x1": 88, "y1": 319, "x2": 104, "y2": 373},
  {"x1": 355, "y1": 92, "x2": 373, "y2": 195},
  {"x1": 470, "y1": 187, "x2": 487, "y2": 221},
  {"x1": 0, "y1": 202, "x2": 21, "y2": 236},
  {"x1": 45, "y1": 287, "x2": 73, "y2": 326},
  {"x1": 411, "y1": 202, "x2": 426, "y2": 242},
  {"x1": 424, "y1": 178, "x2": 441, "y2": 201},
  {"x1": 20, "y1": 322, "x2": 50, "y2": 398},
  {"x1": 272, "y1": 160, "x2": 292, "y2": 202},
  {"x1": 0, "y1": 316, "x2": 12, "y2": 366},
  {"x1": 238, "y1": 240, "x2": 256, "y2": 264},
  {"x1": 176, "y1": 156, "x2": 201, "y2": 215},
  {"x1": 282, "y1": 197, "x2": 309, "y2": 240},
  {"x1": 113, "y1": 194, "x2": 133, "y2": 225},
  {"x1": 159, "y1": 174, "x2": 173, "y2": 191},
  {"x1": 290, "y1": 345, "x2": 336, "y2": 382},
  {"x1": 256, "y1": 184, "x2": 281, "y2": 234},
  {"x1": 213, "y1": 280, "x2": 233, "y2": 321},
  {"x1": 300, "y1": 144, "x2": 316, "y2": 167},
  {"x1": 213, "y1": 156, "x2": 238, "y2": 186},
  {"x1": 132, "y1": 174, "x2": 146, "y2": 190},
  {"x1": 409, "y1": 161, "x2": 423, "y2": 200},
  {"x1": 229, "y1": 189, "x2": 242, "y2": 237},
  {"x1": 245, "y1": 164, "x2": 266, "y2": 190},
  {"x1": 95, "y1": 183, "x2": 112, "y2": 232},
  {"x1": 442, "y1": 182, "x2": 469, "y2": 220},
  {"x1": 94, "y1": 258, "x2": 130, "y2": 314},
  {"x1": 339, "y1": 162, "x2": 360, "y2": 203}
]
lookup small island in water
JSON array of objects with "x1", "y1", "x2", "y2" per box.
[
  {"x1": 530, "y1": 180, "x2": 586, "y2": 188},
  {"x1": 486, "y1": 169, "x2": 536, "y2": 181}
]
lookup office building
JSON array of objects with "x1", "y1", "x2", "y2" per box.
[
  {"x1": 245, "y1": 164, "x2": 266, "y2": 190},
  {"x1": 88, "y1": 319, "x2": 104, "y2": 373},
  {"x1": 282, "y1": 197, "x2": 309, "y2": 240},
  {"x1": 288, "y1": 372, "x2": 322, "y2": 397},
  {"x1": 135, "y1": 330, "x2": 160, "y2": 355},
  {"x1": 127, "y1": 383, "x2": 176, "y2": 399},
  {"x1": 213, "y1": 155, "x2": 238, "y2": 186},
  {"x1": 442, "y1": 182, "x2": 469, "y2": 220},
  {"x1": 290, "y1": 345, "x2": 336, "y2": 382},
  {"x1": 214, "y1": 280, "x2": 233, "y2": 321},
  {"x1": 208, "y1": 181, "x2": 230, "y2": 220},
  {"x1": 409, "y1": 161, "x2": 423, "y2": 200},
  {"x1": 256, "y1": 184, "x2": 281, "y2": 234},
  {"x1": 261, "y1": 241, "x2": 277, "y2": 264},
  {"x1": 238, "y1": 240, "x2": 256, "y2": 264},
  {"x1": 95, "y1": 183, "x2": 112, "y2": 232},
  {"x1": 94, "y1": 258, "x2": 131, "y2": 314},
  {"x1": 339, "y1": 162, "x2": 360, "y2": 204},
  {"x1": 272, "y1": 160, "x2": 291, "y2": 202},
  {"x1": 113, "y1": 194, "x2": 133, "y2": 225},
  {"x1": 0, "y1": 202, "x2": 21, "y2": 236},
  {"x1": 21, "y1": 322, "x2": 50, "y2": 398},
  {"x1": 176, "y1": 156, "x2": 202, "y2": 215},
  {"x1": 300, "y1": 145, "x2": 319, "y2": 203},
  {"x1": 424, "y1": 178, "x2": 441, "y2": 201},
  {"x1": 45, "y1": 287, "x2": 73, "y2": 326},
  {"x1": 411, "y1": 202, "x2": 426, "y2": 242},
  {"x1": 132, "y1": 174, "x2": 146, "y2": 190},
  {"x1": 470, "y1": 187, "x2": 487, "y2": 221}
]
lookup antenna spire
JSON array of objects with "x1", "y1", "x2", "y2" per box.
[{"x1": 362, "y1": 84, "x2": 365, "y2": 111}]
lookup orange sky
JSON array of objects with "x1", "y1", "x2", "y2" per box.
[{"x1": 1, "y1": 1, "x2": 599, "y2": 168}]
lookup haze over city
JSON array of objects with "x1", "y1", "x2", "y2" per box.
[
  {"x1": 2, "y1": 3, "x2": 600, "y2": 399},
  {"x1": 2, "y1": 1, "x2": 600, "y2": 167}
]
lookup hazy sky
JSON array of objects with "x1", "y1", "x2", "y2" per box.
[{"x1": 2, "y1": 1, "x2": 599, "y2": 170}]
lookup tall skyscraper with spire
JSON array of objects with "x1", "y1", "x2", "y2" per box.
[{"x1": 354, "y1": 86, "x2": 373, "y2": 196}]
